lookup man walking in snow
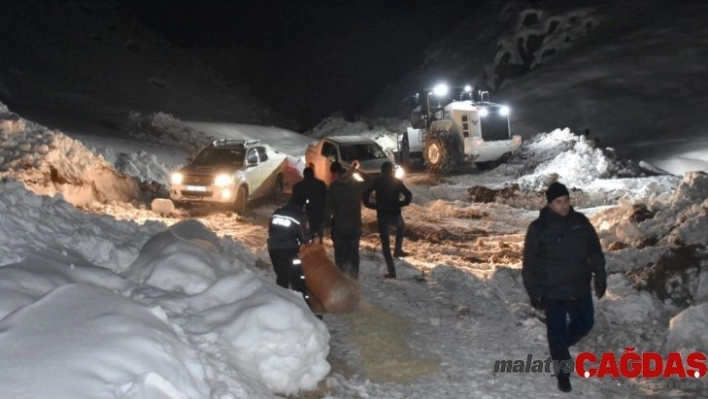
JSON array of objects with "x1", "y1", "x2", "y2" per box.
[
  {"x1": 522, "y1": 182, "x2": 607, "y2": 393},
  {"x1": 363, "y1": 161, "x2": 412, "y2": 279},
  {"x1": 323, "y1": 161, "x2": 370, "y2": 280},
  {"x1": 267, "y1": 195, "x2": 313, "y2": 306},
  {"x1": 291, "y1": 166, "x2": 327, "y2": 243}
]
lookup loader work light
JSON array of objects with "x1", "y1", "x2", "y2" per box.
[
  {"x1": 464, "y1": 85, "x2": 472, "y2": 92},
  {"x1": 479, "y1": 108, "x2": 489, "y2": 117},
  {"x1": 500, "y1": 106, "x2": 510, "y2": 116},
  {"x1": 433, "y1": 84, "x2": 449, "y2": 97}
]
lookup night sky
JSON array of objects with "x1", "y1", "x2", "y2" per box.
[{"x1": 117, "y1": 0, "x2": 473, "y2": 129}]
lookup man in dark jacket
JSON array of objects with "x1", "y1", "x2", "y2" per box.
[
  {"x1": 292, "y1": 166, "x2": 327, "y2": 243},
  {"x1": 267, "y1": 195, "x2": 313, "y2": 305},
  {"x1": 363, "y1": 162, "x2": 413, "y2": 279},
  {"x1": 522, "y1": 182, "x2": 607, "y2": 393},
  {"x1": 323, "y1": 161, "x2": 371, "y2": 279}
]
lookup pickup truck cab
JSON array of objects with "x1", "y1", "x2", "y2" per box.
[
  {"x1": 305, "y1": 135, "x2": 404, "y2": 185},
  {"x1": 169, "y1": 139, "x2": 287, "y2": 214}
]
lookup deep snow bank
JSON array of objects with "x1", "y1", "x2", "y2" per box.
[
  {"x1": 0, "y1": 189, "x2": 331, "y2": 397},
  {"x1": 0, "y1": 102, "x2": 142, "y2": 205}
]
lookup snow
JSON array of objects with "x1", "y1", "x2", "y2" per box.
[
  {"x1": 666, "y1": 304, "x2": 708, "y2": 355},
  {"x1": 2, "y1": 0, "x2": 708, "y2": 396},
  {"x1": 0, "y1": 188, "x2": 330, "y2": 397},
  {"x1": 3, "y1": 100, "x2": 708, "y2": 397}
]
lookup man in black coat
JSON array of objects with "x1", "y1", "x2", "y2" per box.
[
  {"x1": 522, "y1": 182, "x2": 607, "y2": 393},
  {"x1": 323, "y1": 161, "x2": 371, "y2": 279},
  {"x1": 363, "y1": 161, "x2": 412, "y2": 279},
  {"x1": 267, "y1": 195, "x2": 313, "y2": 306},
  {"x1": 292, "y1": 167, "x2": 327, "y2": 242}
]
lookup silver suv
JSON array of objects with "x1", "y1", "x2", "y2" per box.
[
  {"x1": 305, "y1": 136, "x2": 404, "y2": 185},
  {"x1": 169, "y1": 139, "x2": 287, "y2": 215}
]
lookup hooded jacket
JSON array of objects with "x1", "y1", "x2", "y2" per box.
[{"x1": 522, "y1": 206, "x2": 606, "y2": 300}]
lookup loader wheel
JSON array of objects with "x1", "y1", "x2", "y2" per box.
[
  {"x1": 233, "y1": 186, "x2": 248, "y2": 216},
  {"x1": 423, "y1": 129, "x2": 461, "y2": 175}
]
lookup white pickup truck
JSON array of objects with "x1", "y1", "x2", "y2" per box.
[
  {"x1": 169, "y1": 139, "x2": 287, "y2": 214},
  {"x1": 305, "y1": 135, "x2": 404, "y2": 185}
]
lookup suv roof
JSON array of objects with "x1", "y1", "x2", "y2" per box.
[
  {"x1": 323, "y1": 135, "x2": 377, "y2": 145},
  {"x1": 208, "y1": 139, "x2": 262, "y2": 148}
]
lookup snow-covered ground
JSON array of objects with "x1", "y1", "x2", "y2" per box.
[
  {"x1": 1, "y1": 1, "x2": 708, "y2": 397},
  {"x1": 2, "y1": 101, "x2": 708, "y2": 398}
]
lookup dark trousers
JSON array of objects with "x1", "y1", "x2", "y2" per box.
[
  {"x1": 308, "y1": 214, "x2": 324, "y2": 243},
  {"x1": 268, "y1": 247, "x2": 308, "y2": 304},
  {"x1": 544, "y1": 293, "x2": 594, "y2": 377},
  {"x1": 377, "y1": 215, "x2": 404, "y2": 276},
  {"x1": 331, "y1": 229, "x2": 361, "y2": 280}
]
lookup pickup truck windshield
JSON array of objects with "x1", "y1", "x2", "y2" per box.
[
  {"x1": 339, "y1": 143, "x2": 386, "y2": 162},
  {"x1": 193, "y1": 148, "x2": 245, "y2": 165}
]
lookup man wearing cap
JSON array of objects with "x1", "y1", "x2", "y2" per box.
[{"x1": 522, "y1": 182, "x2": 607, "y2": 393}]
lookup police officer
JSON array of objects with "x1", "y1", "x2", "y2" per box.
[{"x1": 267, "y1": 195, "x2": 313, "y2": 306}]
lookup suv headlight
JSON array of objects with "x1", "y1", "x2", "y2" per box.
[
  {"x1": 171, "y1": 173, "x2": 183, "y2": 185},
  {"x1": 394, "y1": 165, "x2": 405, "y2": 179},
  {"x1": 214, "y1": 174, "x2": 234, "y2": 186}
]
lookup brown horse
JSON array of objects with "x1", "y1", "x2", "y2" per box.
[{"x1": 299, "y1": 242, "x2": 360, "y2": 313}]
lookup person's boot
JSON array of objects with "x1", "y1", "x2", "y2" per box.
[
  {"x1": 557, "y1": 376, "x2": 572, "y2": 393},
  {"x1": 393, "y1": 250, "x2": 410, "y2": 258}
]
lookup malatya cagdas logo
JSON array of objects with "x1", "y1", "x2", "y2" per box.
[
  {"x1": 494, "y1": 348, "x2": 707, "y2": 379},
  {"x1": 577, "y1": 348, "x2": 707, "y2": 379}
]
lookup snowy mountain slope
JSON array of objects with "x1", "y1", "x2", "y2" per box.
[
  {"x1": 363, "y1": 0, "x2": 708, "y2": 175},
  {"x1": 0, "y1": 0, "x2": 293, "y2": 137}
]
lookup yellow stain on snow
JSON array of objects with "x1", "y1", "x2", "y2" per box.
[{"x1": 348, "y1": 303, "x2": 440, "y2": 384}]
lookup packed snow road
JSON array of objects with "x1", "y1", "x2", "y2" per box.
[{"x1": 149, "y1": 191, "x2": 655, "y2": 398}]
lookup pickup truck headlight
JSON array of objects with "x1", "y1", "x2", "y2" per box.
[
  {"x1": 171, "y1": 173, "x2": 183, "y2": 185},
  {"x1": 214, "y1": 174, "x2": 234, "y2": 186},
  {"x1": 394, "y1": 165, "x2": 405, "y2": 179}
]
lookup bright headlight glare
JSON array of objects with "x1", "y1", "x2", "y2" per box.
[
  {"x1": 479, "y1": 108, "x2": 489, "y2": 117},
  {"x1": 500, "y1": 106, "x2": 510, "y2": 116},
  {"x1": 214, "y1": 174, "x2": 233, "y2": 186},
  {"x1": 353, "y1": 172, "x2": 364, "y2": 182},
  {"x1": 171, "y1": 173, "x2": 183, "y2": 185},
  {"x1": 433, "y1": 83, "x2": 448, "y2": 97},
  {"x1": 395, "y1": 166, "x2": 405, "y2": 179},
  {"x1": 464, "y1": 84, "x2": 472, "y2": 92}
]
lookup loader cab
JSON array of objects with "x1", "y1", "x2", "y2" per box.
[{"x1": 409, "y1": 85, "x2": 477, "y2": 130}]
